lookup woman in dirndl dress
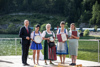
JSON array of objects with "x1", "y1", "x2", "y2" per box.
[
  {"x1": 69, "y1": 23, "x2": 80, "y2": 66},
  {"x1": 56, "y1": 21, "x2": 69, "y2": 64},
  {"x1": 30, "y1": 24, "x2": 42, "y2": 65},
  {"x1": 42, "y1": 23, "x2": 57, "y2": 65}
]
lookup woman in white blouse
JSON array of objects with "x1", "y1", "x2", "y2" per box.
[
  {"x1": 30, "y1": 24, "x2": 42, "y2": 65},
  {"x1": 56, "y1": 21, "x2": 69, "y2": 64},
  {"x1": 42, "y1": 24, "x2": 57, "y2": 65}
]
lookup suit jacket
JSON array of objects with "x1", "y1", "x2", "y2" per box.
[{"x1": 19, "y1": 26, "x2": 31, "y2": 45}]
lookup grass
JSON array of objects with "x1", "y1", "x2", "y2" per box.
[
  {"x1": 80, "y1": 35, "x2": 100, "y2": 39},
  {"x1": 0, "y1": 39, "x2": 43, "y2": 55},
  {"x1": 0, "y1": 34, "x2": 100, "y2": 39},
  {"x1": 0, "y1": 34, "x2": 100, "y2": 62},
  {"x1": 78, "y1": 41, "x2": 99, "y2": 62},
  {"x1": 0, "y1": 34, "x2": 19, "y2": 38}
]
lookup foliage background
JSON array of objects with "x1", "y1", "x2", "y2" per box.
[{"x1": 0, "y1": 0, "x2": 100, "y2": 34}]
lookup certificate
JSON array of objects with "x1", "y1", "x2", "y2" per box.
[
  {"x1": 72, "y1": 31, "x2": 77, "y2": 36},
  {"x1": 57, "y1": 34, "x2": 67, "y2": 42},
  {"x1": 50, "y1": 36, "x2": 54, "y2": 42},
  {"x1": 61, "y1": 33, "x2": 67, "y2": 41}
]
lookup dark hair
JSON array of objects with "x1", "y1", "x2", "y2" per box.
[
  {"x1": 60, "y1": 21, "x2": 65, "y2": 25},
  {"x1": 35, "y1": 24, "x2": 40, "y2": 28}
]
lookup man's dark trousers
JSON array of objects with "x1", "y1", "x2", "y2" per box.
[{"x1": 19, "y1": 26, "x2": 31, "y2": 64}]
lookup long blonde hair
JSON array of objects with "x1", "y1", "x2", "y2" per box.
[{"x1": 70, "y1": 23, "x2": 76, "y2": 31}]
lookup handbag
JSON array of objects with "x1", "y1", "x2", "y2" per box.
[
  {"x1": 49, "y1": 42, "x2": 55, "y2": 48},
  {"x1": 47, "y1": 40, "x2": 55, "y2": 48}
]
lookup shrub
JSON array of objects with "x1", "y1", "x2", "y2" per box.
[
  {"x1": 78, "y1": 30, "x2": 82, "y2": 33},
  {"x1": 40, "y1": 24, "x2": 46, "y2": 32},
  {"x1": 94, "y1": 25, "x2": 98, "y2": 32},
  {"x1": 83, "y1": 29, "x2": 89, "y2": 36},
  {"x1": 64, "y1": 22, "x2": 69, "y2": 30}
]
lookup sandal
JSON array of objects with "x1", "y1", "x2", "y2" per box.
[
  {"x1": 45, "y1": 62, "x2": 48, "y2": 65},
  {"x1": 50, "y1": 62, "x2": 54, "y2": 65}
]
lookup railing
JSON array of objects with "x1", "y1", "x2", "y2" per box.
[{"x1": 0, "y1": 38, "x2": 99, "y2": 63}]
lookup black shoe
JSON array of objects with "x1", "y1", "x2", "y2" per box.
[
  {"x1": 73, "y1": 63, "x2": 76, "y2": 65},
  {"x1": 69, "y1": 63, "x2": 73, "y2": 65},
  {"x1": 69, "y1": 63, "x2": 76, "y2": 66},
  {"x1": 23, "y1": 63, "x2": 30, "y2": 66},
  {"x1": 23, "y1": 64, "x2": 26, "y2": 66},
  {"x1": 25, "y1": 63, "x2": 30, "y2": 66}
]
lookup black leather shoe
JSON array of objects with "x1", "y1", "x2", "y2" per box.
[
  {"x1": 25, "y1": 63, "x2": 30, "y2": 66},
  {"x1": 73, "y1": 63, "x2": 76, "y2": 65},
  {"x1": 69, "y1": 63, "x2": 76, "y2": 66},
  {"x1": 23, "y1": 64, "x2": 26, "y2": 66},
  {"x1": 23, "y1": 63, "x2": 30, "y2": 66},
  {"x1": 69, "y1": 63, "x2": 74, "y2": 65}
]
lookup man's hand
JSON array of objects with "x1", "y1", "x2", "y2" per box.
[{"x1": 26, "y1": 36, "x2": 30, "y2": 40}]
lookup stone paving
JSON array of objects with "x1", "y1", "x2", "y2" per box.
[{"x1": 0, "y1": 55, "x2": 100, "y2": 67}]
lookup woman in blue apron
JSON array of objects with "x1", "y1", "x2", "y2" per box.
[
  {"x1": 30, "y1": 24, "x2": 42, "y2": 65},
  {"x1": 56, "y1": 21, "x2": 68, "y2": 64}
]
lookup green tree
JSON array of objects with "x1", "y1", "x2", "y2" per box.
[
  {"x1": 90, "y1": 1, "x2": 100, "y2": 25},
  {"x1": 79, "y1": 10, "x2": 91, "y2": 23},
  {"x1": 64, "y1": 22, "x2": 69, "y2": 30},
  {"x1": 6, "y1": 23, "x2": 16, "y2": 34}
]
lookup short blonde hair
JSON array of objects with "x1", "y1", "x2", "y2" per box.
[
  {"x1": 24, "y1": 19, "x2": 29, "y2": 24},
  {"x1": 46, "y1": 23, "x2": 51, "y2": 29}
]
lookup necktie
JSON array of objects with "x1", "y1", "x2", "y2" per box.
[{"x1": 26, "y1": 28, "x2": 29, "y2": 34}]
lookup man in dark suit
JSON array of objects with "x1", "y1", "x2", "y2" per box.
[{"x1": 19, "y1": 20, "x2": 31, "y2": 66}]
